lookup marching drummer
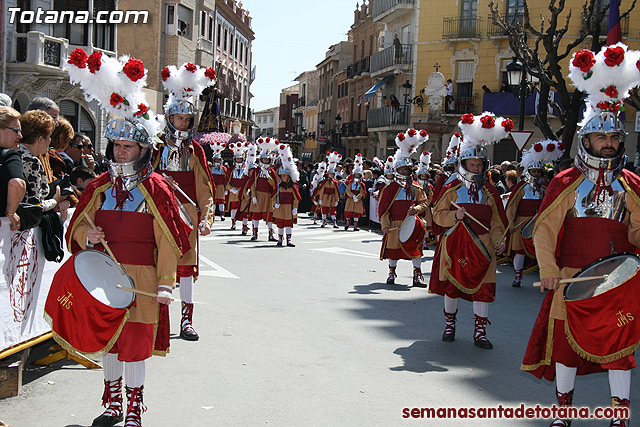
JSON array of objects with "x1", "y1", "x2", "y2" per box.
[
  {"x1": 429, "y1": 113, "x2": 511, "y2": 349},
  {"x1": 521, "y1": 46, "x2": 640, "y2": 427},
  {"x1": 504, "y1": 140, "x2": 563, "y2": 287},
  {"x1": 415, "y1": 150, "x2": 433, "y2": 237},
  {"x1": 64, "y1": 51, "x2": 191, "y2": 427},
  {"x1": 155, "y1": 62, "x2": 216, "y2": 341},
  {"x1": 379, "y1": 129, "x2": 429, "y2": 287},
  {"x1": 227, "y1": 142, "x2": 252, "y2": 235},
  {"x1": 344, "y1": 153, "x2": 367, "y2": 231},
  {"x1": 249, "y1": 137, "x2": 279, "y2": 241},
  {"x1": 272, "y1": 144, "x2": 301, "y2": 246},
  {"x1": 316, "y1": 152, "x2": 341, "y2": 228}
]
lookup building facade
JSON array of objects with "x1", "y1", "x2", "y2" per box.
[
  {"x1": 2, "y1": 0, "x2": 119, "y2": 150},
  {"x1": 253, "y1": 106, "x2": 278, "y2": 140}
]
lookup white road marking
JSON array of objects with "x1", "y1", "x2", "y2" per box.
[
  {"x1": 198, "y1": 255, "x2": 239, "y2": 279},
  {"x1": 309, "y1": 247, "x2": 378, "y2": 259}
]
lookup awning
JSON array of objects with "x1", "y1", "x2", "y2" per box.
[{"x1": 364, "y1": 76, "x2": 392, "y2": 98}]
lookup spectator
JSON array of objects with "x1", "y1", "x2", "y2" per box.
[
  {"x1": 0, "y1": 93, "x2": 12, "y2": 107},
  {"x1": 44, "y1": 116, "x2": 74, "y2": 180},
  {"x1": 383, "y1": 96, "x2": 391, "y2": 107},
  {"x1": 445, "y1": 79, "x2": 454, "y2": 113},
  {"x1": 489, "y1": 169, "x2": 506, "y2": 194},
  {"x1": 61, "y1": 133, "x2": 86, "y2": 172},
  {"x1": 393, "y1": 34, "x2": 403, "y2": 64},
  {"x1": 390, "y1": 94, "x2": 400, "y2": 124},
  {"x1": 0, "y1": 106, "x2": 26, "y2": 230},
  {"x1": 79, "y1": 133, "x2": 97, "y2": 171},
  {"x1": 17, "y1": 110, "x2": 66, "y2": 214},
  {"x1": 505, "y1": 169, "x2": 518, "y2": 192},
  {"x1": 26, "y1": 96, "x2": 59, "y2": 123},
  {"x1": 500, "y1": 82, "x2": 510, "y2": 93},
  {"x1": 69, "y1": 166, "x2": 97, "y2": 192}
]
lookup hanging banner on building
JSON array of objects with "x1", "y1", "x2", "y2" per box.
[{"x1": 0, "y1": 214, "x2": 72, "y2": 353}]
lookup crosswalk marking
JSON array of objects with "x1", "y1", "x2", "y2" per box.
[
  {"x1": 309, "y1": 247, "x2": 379, "y2": 259},
  {"x1": 198, "y1": 255, "x2": 239, "y2": 279}
]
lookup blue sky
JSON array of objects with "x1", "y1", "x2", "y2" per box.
[{"x1": 248, "y1": 0, "x2": 355, "y2": 112}]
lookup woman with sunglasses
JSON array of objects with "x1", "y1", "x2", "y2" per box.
[{"x1": 0, "y1": 106, "x2": 26, "y2": 230}]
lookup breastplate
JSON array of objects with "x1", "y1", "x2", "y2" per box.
[
  {"x1": 102, "y1": 186, "x2": 148, "y2": 212},
  {"x1": 523, "y1": 183, "x2": 543, "y2": 200},
  {"x1": 455, "y1": 184, "x2": 488, "y2": 205},
  {"x1": 572, "y1": 177, "x2": 626, "y2": 221},
  {"x1": 157, "y1": 144, "x2": 191, "y2": 171}
]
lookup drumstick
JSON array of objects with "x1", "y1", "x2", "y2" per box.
[
  {"x1": 499, "y1": 219, "x2": 528, "y2": 242},
  {"x1": 82, "y1": 212, "x2": 126, "y2": 276},
  {"x1": 116, "y1": 284, "x2": 175, "y2": 301},
  {"x1": 200, "y1": 198, "x2": 213, "y2": 231},
  {"x1": 451, "y1": 202, "x2": 490, "y2": 232},
  {"x1": 532, "y1": 275, "x2": 609, "y2": 287},
  {"x1": 162, "y1": 173, "x2": 197, "y2": 207}
]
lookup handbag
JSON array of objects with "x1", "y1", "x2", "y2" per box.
[
  {"x1": 16, "y1": 200, "x2": 43, "y2": 231},
  {"x1": 39, "y1": 209, "x2": 64, "y2": 262}
]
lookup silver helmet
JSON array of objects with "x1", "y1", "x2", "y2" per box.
[
  {"x1": 457, "y1": 145, "x2": 488, "y2": 189},
  {"x1": 394, "y1": 156, "x2": 413, "y2": 185},
  {"x1": 164, "y1": 100, "x2": 195, "y2": 147},
  {"x1": 575, "y1": 112, "x2": 627, "y2": 186},
  {"x1": 523, "y1": 162, "x2": 544, "y2": 188},
  {"x1": 105, "y1": 118, "x2": 153, "y2": 190}
]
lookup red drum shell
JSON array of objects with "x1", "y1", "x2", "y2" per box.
[
  {"x1": 398, "y1": 215, "x2": 426, "y2": 254},
  {"x1": 44, "y1": 250, "x2": 134, "y2": 358},
  {"x1": 563, "y1": 253, "x2": 640, "y2": 362},
  {"x1": 521, "y1": 217, "x2": 536, "y2": 259}
]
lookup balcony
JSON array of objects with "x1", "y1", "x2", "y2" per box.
[
  {"x1": 346, "y1": 56, "x2": 370, "y2": 80},
  {"x1": 370, "y1": 44, "x2": 412, "y2": 76},
  {"x1": 343, "y1": 120, "x2": 368, "y2": 138},
  {"x1": 372, "y1": 0, "x2": 414, "y2": 23},
  {"x1": 443, "y1": 16, "x2": 483, "y2": 39},
  {"x1": 367, "y1": 106, "x2": 409, "y2": 130},
  {"x1": 487, "y1": 13, "x2": 523, "y2": 37},
  {"x1": 10, "y1": 31, "x2": 69, "y2": 70},
  {"x1": 197, "y1": 37, "x2": 213, "y2": 53},
  {"x1": 598, "y1": 14, "x2": 630, "y2": 37}
]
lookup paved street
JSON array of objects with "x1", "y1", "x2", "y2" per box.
[{"x1": 0, "y1": 216, "x2": 637, "y2": 426}]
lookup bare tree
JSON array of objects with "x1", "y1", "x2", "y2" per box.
[{"x1": 489, "y1": 0, "x2": 637, "y2": 157}]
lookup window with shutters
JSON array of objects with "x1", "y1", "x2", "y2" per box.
[
  {"x1": 53, "y1": 0, "x2": 88, "y2": 45},
  {"x1": 93, "y1": 0, "x2": 115, "y2": 51},
  {"x1": 456, "y1": 61, "x2": 475, "y2": 83},
  {"x1": 59, "y1": 100, "x2": 96, "y2": 145}
]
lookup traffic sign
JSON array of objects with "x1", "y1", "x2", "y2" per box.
[{"x1": 509, "y1": 131, "x2": 534, "y2": 153}]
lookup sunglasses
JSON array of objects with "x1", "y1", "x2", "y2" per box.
[
  {"x1": 6, "y1": 126, "x2": 22, "y2": 135},
  {"x1": 70, "y1": 143, "x2": 86, "y2": 149}
]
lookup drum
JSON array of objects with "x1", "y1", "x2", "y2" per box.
[
  {"x1": 44, "y1": 249, "x2": 135, "y2": 358},
  {"x1": 398, "y1": 215, "x2": 426, "y2": 255},
  {"x1": 563, "y1": 253, "x2": 640, "y2": 362},
  {"x1": 441, "y1": 222, "x2": 491, "y2": 293},
  {"x1": 521, "y1": 217, "x2": 536, "y2": 258}
]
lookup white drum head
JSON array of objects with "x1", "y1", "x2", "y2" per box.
[
  {"x1": 74, "y1": 250, "x2": 135, "y2": 309},
  {"x1": 398, "y1": 216, "x2": 416, "y2": 243}
]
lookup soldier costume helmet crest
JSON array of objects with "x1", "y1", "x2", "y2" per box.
[
  {"x1": 393, "y1": 129, "x2": 428, "y2": 183},
  {"x1": 568, "y1": 43, "x2": 640, "y2": 185},
  {"x1": 161, "y1": 62, "x2": 216, "y2": 148},
  {"x1": 67, "y1": 48, "x2": 162, "y2": 190},
  {"x1": 457, "y1": 112, "x2": 514, "y2": 189},
  {"x1": 277, "y1": 144, "x2": 300, "y2": 182},
  {"x1": 521, "y1": 139, "x2": 565, "y2": 187}
]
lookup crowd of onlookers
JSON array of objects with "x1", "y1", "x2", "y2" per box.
[{"x1": 0, "y1": 95, "x2": 99, "y2": 237}]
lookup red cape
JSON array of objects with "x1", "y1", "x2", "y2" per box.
[
  {"x1": 66, "y1": 172, "x2": 192, "y2": 258},
  {"x1": 378, "y1": 180, "x2": 422, "y2": 218}
]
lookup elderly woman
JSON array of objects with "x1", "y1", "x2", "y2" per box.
[
  {"x1": 0, "y1": 106, "x2": 26, "y2": 230},
  {"x1": 16, "y1": 110, "x2": 65, "y2": 213}
]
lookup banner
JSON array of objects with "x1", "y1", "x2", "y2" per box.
[{"x1": 0, "y1": 212, "x2": 72, "y2": 353}]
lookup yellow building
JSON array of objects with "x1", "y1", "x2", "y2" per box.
[{"x1": 415, "y1": 0, "x2": 640, "y2": 163}]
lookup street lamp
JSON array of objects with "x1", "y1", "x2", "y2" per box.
[
  {"x1": 401, "y1": 79, "x2": 425, "y2": 113},
  {"x1": 319, "y1": 119, "x2": 326, "y2": 136},
  {"x1": 506, "y1": 57, "x2": 537, "y2": 131}
]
